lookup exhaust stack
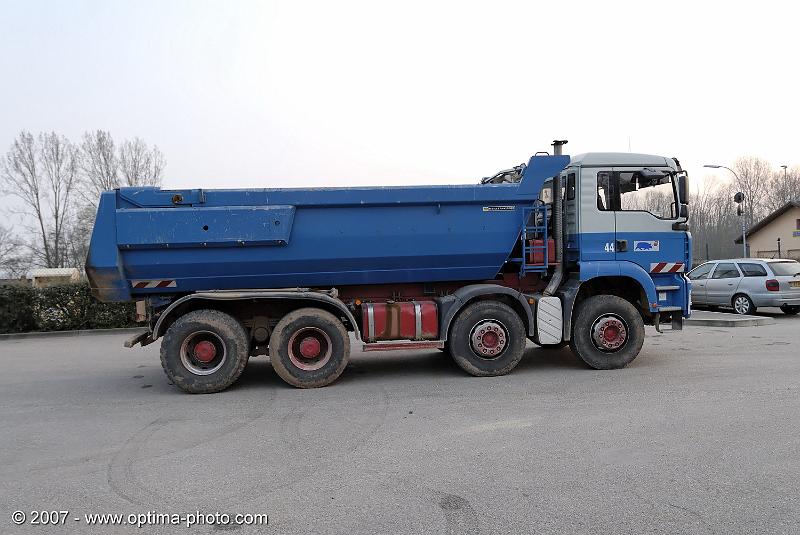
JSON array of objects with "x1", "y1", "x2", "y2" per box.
[{"x1": 543, "y1": 139, "x2": 568, "y2": 297}]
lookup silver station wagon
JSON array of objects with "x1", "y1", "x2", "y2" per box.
[{"x1": 688, "y1": 259, "x2": 800, "y2": 315}]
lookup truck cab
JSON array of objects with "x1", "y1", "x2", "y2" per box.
[{"x1": 563, "y1": 153, "x2": 691, "y2": 328}]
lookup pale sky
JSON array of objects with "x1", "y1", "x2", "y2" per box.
[{"x1": 1, "y1": 0, "x2": 798, "y2": 194}]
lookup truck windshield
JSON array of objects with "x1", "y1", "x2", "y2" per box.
[{"x1": 598, "y1": 170, "x2": 678, "y2": 219}]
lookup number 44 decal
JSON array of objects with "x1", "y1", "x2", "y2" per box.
[{"x1": 604, "y1": 242, "x2": 615, "y2": 253}]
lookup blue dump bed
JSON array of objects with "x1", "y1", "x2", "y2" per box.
[{"x1": 86, "y1": 155, "x2": 569, "y2": 302}]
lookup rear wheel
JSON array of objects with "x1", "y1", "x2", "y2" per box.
[
  {"x1": 448, "y1": 300, "x2": 526, "y2": 377},
  {"x1": 732, "y1": 294, "x2": 755, "y2": 315},
  {"x1": 269, "y1": 308, "x2": 350, "y2": 388},
  {"x1": 570, "y1": 295, "x2": 644, "y2": 370},
  {"x1": 160, "y1": 309, "x2": 250, "y2": 394},
  {"x1": 781, "y1": 304, "x2": 800, "y2": 315}
]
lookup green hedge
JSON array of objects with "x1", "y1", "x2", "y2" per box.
[{"x1": 0, "y1": 283, "x2": 136, "y2": 334}]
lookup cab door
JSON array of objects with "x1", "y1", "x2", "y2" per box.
[{"x1": 610, "y1": 168, "x2": 685, "y2": 274}]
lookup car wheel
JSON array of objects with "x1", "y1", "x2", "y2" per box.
[
  {"x1": 780, "y1": 305, "x2": 800, "y2": 315},
  {"x1": 732, "y1": 294, "x2": 755, "y2": 315}
]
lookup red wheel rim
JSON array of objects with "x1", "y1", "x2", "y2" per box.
[
  {"x1": 179, "y1": 331, "x2": 227, "y2": 375},
  {"x1": 591, "y1": 315, "x2": 628, "y2": 352},
  {"x1": 287, "y1": 327, "x2": 332, "y2": 371},
  {"x1": 469, "y1": 320, "x2": 508, "y2": 359}
]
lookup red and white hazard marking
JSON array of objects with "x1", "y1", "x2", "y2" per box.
[
  {"x1": 650, "y1": 262, "x2": 685, "y2": 273},
  {"x1": 131, "y1": 280, "x2": 177, "y2": 289}
]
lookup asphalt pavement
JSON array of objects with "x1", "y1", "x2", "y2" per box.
[{"x1": 1, "y1": 310, "x2": 798, "y2": 534}]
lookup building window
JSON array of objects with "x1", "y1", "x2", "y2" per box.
[{"x1": 796, "y1": 218, "x2": 800, "y2": 230}]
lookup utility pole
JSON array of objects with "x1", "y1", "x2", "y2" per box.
[{"x1": 778, "y1": 237, "x2": 782, "y2": 258}]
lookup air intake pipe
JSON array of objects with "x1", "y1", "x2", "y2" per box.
[{"x1": 543, "y1": 140, "x2": 567, "y2": 296}]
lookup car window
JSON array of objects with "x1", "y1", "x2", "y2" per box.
[
  {"x1": 768, "y1": 261, "x2": 800, "y2": 276},
  {"x1": 688, "y1": 263, "x2": 714, "y2": 280},
  {"x1": 738, "y1": 263, "x2": 767, "y2": 277},
  {"x1": 711, "y1": 263, "x2": 740, "y2": 279}
]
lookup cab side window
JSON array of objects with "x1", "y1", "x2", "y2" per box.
[
  {"x1": 738, "y1": 263, "x2": 767, "y2": 277},
  {"x1": 688, "y1": 263, "x2": 713, "y2": 280},
  {"x1": 712, "y1": 263, "x2": 741, "y2": 279},
  {"x1": 597, "y1": 172, "x2": 613, "y2": 211}
]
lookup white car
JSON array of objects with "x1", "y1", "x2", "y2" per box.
[{"x1": 688, "y1": 258, "x2": 800, "y2": 315}]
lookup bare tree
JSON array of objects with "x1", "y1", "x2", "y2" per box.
[
  {"x1": 79, "y1": 130, "x2": 118, "y2": 202},
  {"x1": 689, "y1": 175, "x2": 742, "y2": 262},
  {"x1": 764, "y1": 165, "x2": 800, "y2": 213},
  {"x1": 0, "y1": 224, "x2": 27, "y2": 277},
  {"x1": 732, "y1": 156, "x2": 772, "y2": 228},
  {"x1": 65, "y1": 204, "x2": 97, "y2": 268},
  {"x1": 40, "y1": 132, "x2": 80, "y2": 267},
  {"x1": 119, "y1": 138, "x2": 165, "y2": 187},
  {"x1": 1, "y1": 131, "x2": 79, "y2": 268}
]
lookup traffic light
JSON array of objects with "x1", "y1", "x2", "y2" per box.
[{"x1": 733, "y1": 192, "x2": 745, "y2": 204}]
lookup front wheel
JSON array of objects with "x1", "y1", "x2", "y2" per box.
[
  {"x1": 448, "y1": 300, "x2": 526, "y2": 377},
  {"x1": 780, "y1": 304, "x2": 800, "y2": 315},
  {"x1": 570, "y1": 295, "x2": 644, "y2": 370}
]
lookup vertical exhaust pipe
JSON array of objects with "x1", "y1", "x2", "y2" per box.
[{"x1": 543, "y1": 140, "x2": 568, "y2": 296}]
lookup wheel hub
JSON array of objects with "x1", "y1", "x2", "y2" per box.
[
  {"x1": 591, "y1": 315, "x2": 627, "y2": 351},
  {"x1": 180, "y1": 331, "x2": 227, "y2": 376},
  {"x1": 470, "y1": 321, "x2": 507, "y2": 358},
  {"x1": 193, "y1": 340, "x2": 217, "y2": 363},
  {"x1": 288, "y1": 328, "x2": 332, "y2": 371},
  {"x1": 299, "y1": 336, "x2": 322, "y2": 358}
]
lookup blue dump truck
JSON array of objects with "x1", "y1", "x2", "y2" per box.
[{"x1": 86, "y1": 140, "x2": 691, "y2": 393}]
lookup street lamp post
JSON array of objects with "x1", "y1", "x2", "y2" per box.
[
  {"x1": 781, "y1": 164, "x2": 788, "y2": 180},
  {"x1": 704, "y1": 164, "x2": 747, "y2": 258}
]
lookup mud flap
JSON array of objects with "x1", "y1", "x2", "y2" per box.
[{"x1": 536, "y1": 296, "x2": 563, "y2": 345}]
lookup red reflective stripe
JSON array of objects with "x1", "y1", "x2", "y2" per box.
[
  {"x1": 133, "y1": 282, "x2": 149, "y2": 289},
  {"x1": 156, "y1": 280, "x2": 174, "y2": 288},
  {"x1": 652, "y1": 262, "x2": 667, "y2": 272},
  {"x1": 668, "y1": 263, "x2": 683, "y2": 273}
]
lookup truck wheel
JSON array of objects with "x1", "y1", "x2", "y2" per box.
[
  {"x1": 569, "y1": 295, "x2": 644, "y2": 370},
  {"x1": 160, "y1": 309, "x2": 250, "y2": 394},
  {"x1": 448, "y1": 301, "x2": 526, "y2": 377},
  {"x1": 269, "y1": 308, "x2": 350, "y2": 388}
]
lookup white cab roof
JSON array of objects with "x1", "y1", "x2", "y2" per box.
[{"x1": 569, "y1": 152, "x2": 677, "y2": 169}]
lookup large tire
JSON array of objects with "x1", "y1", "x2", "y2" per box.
[
  {"x1": 160, "y1": 309, "x2": 250, "y2": 394},
  {"x1": 569, "y1": 295, "x2": 644, "y2": 370},
  {"x1": 732, "y1": 293, "x2": 755, "y2": 315},
  {"x1": 269, "y1": 308, "x2": 350, "y2": 388},
  {"x1": 448, "y1": 300, "x2": 526, "y2": 377}
]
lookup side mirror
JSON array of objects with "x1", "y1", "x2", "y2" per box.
[
  {"x1": 679, "y1": 203, "x2": 688, "y2": 219},
  {"x1": 678, "y1": 175, "x2": 688, "y2": 205}
]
